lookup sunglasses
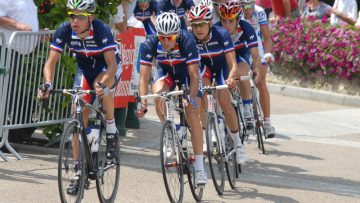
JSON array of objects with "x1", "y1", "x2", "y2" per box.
[
  {"x1": 219, "y1": 11, "x2": 238, "y2": 19},
  {"x1": 158, "y1": 34, "x2": 177, "y2": 41},
  {"x1": 191, "y1": 21, "x2": 209, "y2": 28},
  {"x1": 68, "y1": 12, "x2": 92, "y2": 20},
  {"x1": 241, "y1": 4, "x2": 255, "y2": 9}
]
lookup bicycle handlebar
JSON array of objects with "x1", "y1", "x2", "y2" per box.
[
  {"x1": 51, "y1": 89, "x2": 96, "y2": 95},
  {"x1": 140, "y1": 90, "x2": 184, "y2": 100}
]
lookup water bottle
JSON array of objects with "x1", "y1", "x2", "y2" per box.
[
  {"x1": 88, "y1": 120, "x2": 101, "y2": 152},
  {"x1": 176, "y1": 124, "x2": 188, "y2": 150},
  {"x1": 217, "y1": 116, "x2": 226, "y2": 140}
]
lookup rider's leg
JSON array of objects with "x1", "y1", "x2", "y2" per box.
[
  {"x1": 152, "y1": 81, "x2": 169, "y2": 123},
  {"x1": 237, "y1": 62, "x2": 254, "y2": 129},
  {"x1": 257, "y1": 64, "x2": 275, "y2": 137},
  {"x1": 200, "y1": 77, "x2": 211, "y2": 152}
]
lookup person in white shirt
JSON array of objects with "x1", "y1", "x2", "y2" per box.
[
  {"x1": 330, "y1": 0, "x2": 358, "y2": 26},
  {"x1": 239, "y1": 0, "x2": 276, "y2": 138},
  {"x1": 0, "y1": 0, "x2": 39, "y2": 54}
]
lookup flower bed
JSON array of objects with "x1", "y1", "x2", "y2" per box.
[{"x1": 271, "y1": 16, "x2": 360, "y2": 81}]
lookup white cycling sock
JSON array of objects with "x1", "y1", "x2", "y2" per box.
[
  {"x1": 229, "y1": 130, "x2": 242, "y2": 147},
  {"x1": 194, "y1": 154, "x2": 204, "y2": 171},
  {"x1": 106, "y1": 118, "x2": 117, "y2": 134},
  {"x1": 264, "y1": 117, "x2": 271, "y2": 125}
]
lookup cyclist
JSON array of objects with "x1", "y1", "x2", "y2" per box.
[
  {"x1": 37, "y1": 0, "x2": 122, "y2": 195},
  {"x1": 187, "y1": 4, "x2": 248, "y2": 164},
  {"x1": 240, "y1": 0, "x2": 276, "y2": 138},
  {"x1": 216, "y1": 0, "x2": 262, "y2": 130},
  {"x1": 133, "y1": 0, "x2": 157, "y2": 35},
  {"x1": 136, "y1": 12, "x2": 207, "y2": 187},
  {"x1": 156, "y1": 0, "x2": 195, "y2": 29}
]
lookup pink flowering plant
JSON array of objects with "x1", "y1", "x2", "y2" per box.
[{"x1": 271, "y1": 16, "x2": 360, "y2": 81}]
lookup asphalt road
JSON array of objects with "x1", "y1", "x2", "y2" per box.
[{"x1": 1, "y1": 93, "x2": 360, "y2": 203}]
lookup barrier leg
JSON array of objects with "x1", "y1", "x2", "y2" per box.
[
  {"x1": 0, "y1": 150, "x2": 10, "y2": 162},
  {"x1": 3, "y1": 130, "x2": 23, "y2": 160}
]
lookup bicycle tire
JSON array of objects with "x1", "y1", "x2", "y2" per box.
[
  {"x1": 160, "y1": 121, "x2": 184, "y2": 203},
  {"x1": 58, "y1": 121, "x2": 85, "y2": 203},
  {"x1": 206, "y1": 114, "x2": 225, "y2": 195},
  {"x1": 96, "y1": 128, "x2": 121, "y2": 203},
  {"x1": 224, "y1": 132, "x2": 237, "y2": 189},
  {"x1": 252, "y1": 93, "x2": 266, "y2": 154},
  {"x1": 186, "y1": 149, "x2": 203, "y2": 201}
]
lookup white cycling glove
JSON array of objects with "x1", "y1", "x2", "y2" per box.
[{"x1": 264, "y1": 53, "x2": 274, "y2": 63}]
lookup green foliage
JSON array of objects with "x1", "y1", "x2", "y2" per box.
[{"x1": 35, "y1": 0, "x2": 119, "y2": 29}]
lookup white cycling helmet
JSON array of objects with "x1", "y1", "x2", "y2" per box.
[
  {"x1": 188, "y1": 5, "x2": 213, "y2": 22},
  {"x1": 156, "y1": 12, "x2": 181, "y2": 35},
  {"x1": 239, "y1": 0, "x2": 256, "y2": 3},
  {"x1": 66, "y1": 0, "x2": 96, "y2": 13}
]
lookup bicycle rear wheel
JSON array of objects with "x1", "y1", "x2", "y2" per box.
[
  {"x1": 96, "y1": 128, "x2": 121, "y2": 203},
  {"x1": 252, "y1": 92, "x2": 266, "y2": 154},
  {"x1": 58, "y1": 121, "x2": 85, "y2": 203},
  {"x1": 206, "y1": 114, "x2": 225, "y2": 195},
  {"x1": 224, "y1": 132, "x2": 237, "y2": 189},
  {"x1": 160, "y1": 121, "x2": 184, "y2": 203}
]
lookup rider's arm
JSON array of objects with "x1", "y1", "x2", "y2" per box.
[
  {"x1": 43, "y1": 50, "x2": 61, "y2": 83},
  {"x1": 259, "y1": 10, "x2": 273, "y2": 55},
  {"x1": 139, "y1": 64, "x2": 151, "y2": 105},
  {"x1": 225, "y1": 51, "x2": 238, "y2": 79},
  {"x1": 102, "y1": 50, "x2": 118, "y2": 88}
]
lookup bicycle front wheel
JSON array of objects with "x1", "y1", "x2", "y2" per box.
[
  {"x1": 252, "y1": 92, "x2": 266, "y2": 154},
  {"x1": 160, "y1": 121, "x2": 184, "y2": 203},
  {"x1": 58, "y1": 121, "x2": 85, "y2": 203},
  {"x1": 206, "y1": 114, "x2": 225, "y2": 195},
  {"x1": 185, "y1": 143, "x2": 203, "y2": 202},
  {"x1": 96, "y1": 129, "x2": 121, "y2": 203},
  {"x1": 224, "y1": 132, "x2": 237, "y2": 189}
]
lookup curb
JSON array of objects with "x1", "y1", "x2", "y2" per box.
[{"x1": 268, "y1": 83, "x2": 360, "y2": 107}]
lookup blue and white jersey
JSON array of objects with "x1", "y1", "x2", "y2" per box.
[
  {"x1": 216, "y1": 20, "x2": 258, "y2": 63},
  {"x1": 50, "y1": 19, "x2": 121, "y2": 77},
  {"x1": 193, "y1": 25, "x2": 234, "y2": 73},
  {"x1": 156, "y1": 0, "x2": 194, "y2": 29},
  {"x1": 133, "y1": 0, "x2": 157, "y2": 35},
  {"x1": 241, "y1": 5, "x2": 268, "y2": 62},
  {"x1": 140, "y1": 29, "x2": 200, "y2": 82}
]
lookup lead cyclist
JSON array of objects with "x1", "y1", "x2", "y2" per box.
[{"x1": 240, "y1": 0, "x2": 276, "y2": 138}]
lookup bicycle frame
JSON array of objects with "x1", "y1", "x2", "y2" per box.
[{"x1": 55, "y1": 89, "x2": 105, "y2": 180}]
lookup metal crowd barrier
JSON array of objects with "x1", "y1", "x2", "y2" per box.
[{"x1": 0, "y1": 31, "x2": 73, "y2": 161}]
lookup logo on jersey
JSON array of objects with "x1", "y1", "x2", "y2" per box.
[
  {"x1": 224, "y1": 41, "x2": 229, "y2": 46},
  {"x1": 70, "y1": 41, "x2": 81, "y2": 46},
  {"x1": 249, "y1": 35, "x2": 255, "y2": 40},
  {"x1": 208, "y1": 41, "x2": 219, "y2": 46},
  {"x1": 146, "y1": 54, "x2": 152, "y2": 59},
  {"x1": 56, "y1": 38, "x2": 62, "y2": 45},
  {"x1": 102, "y1": 37, "x2": 108, "y2": 45},
  {"x1": 188, "y1": 52, "x2": 193, "y2": 57}
]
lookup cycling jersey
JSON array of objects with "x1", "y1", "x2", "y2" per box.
[
  {"x1": 156, "y1": 0, "x2": 194, "y2": 29},
  {"x1": 216, "y1": 20, "x2": 258, "y2": 65},
  {"x1": 241, "y1": 5, "x2": 268, "y2": 63},
  {"x1": 50, "y1": 19, "x2": 122, "y2": 101},
  {"x1": 140, "y1": 29, "x2": 201, "y2": 93},
  {"x1": 133, "y1": 1, "x2": 157, "y2": 35},
  {"x1": 192, "y1": 25, "x2": 235, "y2": 85}
]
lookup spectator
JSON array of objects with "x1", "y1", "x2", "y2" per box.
[
  {"x1": 156, "y1": 0, "x2": 195, "y2": 29},
  {"x1": 133, "y1": 0, "x2": 157, "y2": 35},
  {"x1": 356, "y1": 11, "x2": 360, "y2": 28},
  {"x1": 0, "y1": 0, "x2": 39, "y2": 54},
  {"x1": 302, "y1": 0, "x2": 332, "y2": 19},
  {"x1": 256, "y1": 0, "x2": 273, "y2": 18},
  {"x1": 270, "y1": 0, "x2": 300, "y2": 20},
  {"x1": 330, "y1": 0, "x2": 358, "y2": 26},
  {"x1": 297, "y1": 0, "x2": 306, "y2": 12},
  {"x1": 113, "y1": 3, "x2": 127, "y2": 31}
]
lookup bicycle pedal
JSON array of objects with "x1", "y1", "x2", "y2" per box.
[{"x1": 84, "y1": 179, "x2": 91, "y2": 190}]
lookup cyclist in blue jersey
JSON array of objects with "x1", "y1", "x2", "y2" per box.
[
  {"x1": 133, "y1": 0, "x2": 157, "y2": 35},
  {"x1": 217, "y1": 0, "x2": 263, "y2": 130},
  {"x1": 240, "y1": 0, "x2": 276, "y2": 138},
  {"x1": 37, "y1": 0, "x2": 122, "y2": 195},
  {"x1": 136, "y1": 12, "x2": 207, "y2": 187},
  {"x1": 156, "y1": 0, "x2": 195, "y2": 29},
  {"x1": 187, "y1": 4, "x2": 248, "y2": 164}
]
